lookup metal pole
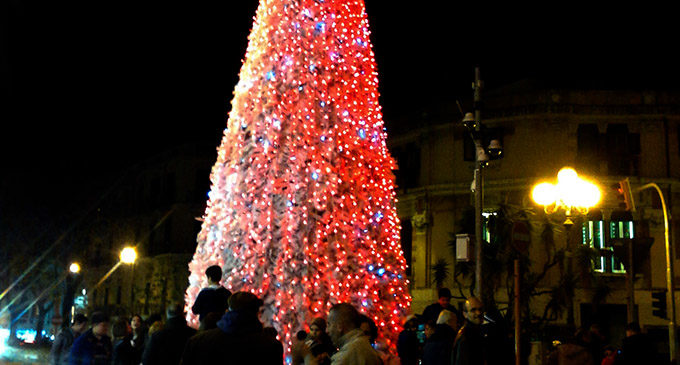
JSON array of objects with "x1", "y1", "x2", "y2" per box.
[
  {"x1": 62, "y1": 274, "x2": 75, "y2": 326},
  {"x1": 639, "y1": 183, "x2": 676, "y2": 362},
  {"x1": 130, "y1": 262, "x2": 136, "y2": 314},
  {"x1": 626, "y1": 238, "x2": 636, "y2": 323},
  {"x1": 565, "y1": 221, "x2": 575, "y2": 328},
  {"x1": 473, "y1": 67, "x2": 483, "y2": 298},
  {"x1": 514, "y1": 259, "x2": 521, "y2": 365}
]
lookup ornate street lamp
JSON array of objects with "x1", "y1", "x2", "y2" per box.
[
  {"x1": 119, "y1": 246, "x2": 138, "y2": 313},
  {"x1": 532, "y1": 167, "x2": 601, "y2": 223},
  {"x1": 532, "y1": 167, "x2": 601, "y2": 328},
  {"x1": 61, "y1": 262, "x2": 81, "y2": 326}
]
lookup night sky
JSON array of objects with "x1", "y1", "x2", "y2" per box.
[{"x1": 2, "y1": 1, "x2": 678, "y2": 229}]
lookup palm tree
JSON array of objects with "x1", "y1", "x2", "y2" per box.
[
  {"x1": 448, "y1": 202, "x2": 606, "y2": 341},
  {"x1": 431, "y1": 258, "x2": 450, "y2": 290}
]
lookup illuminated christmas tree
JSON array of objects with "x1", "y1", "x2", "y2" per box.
[{"x1": 185, "y1": 0, "x2": 411, "y2": 357}]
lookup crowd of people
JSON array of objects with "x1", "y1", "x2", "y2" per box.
[
  {"x1": 48, "y1": 267, "x2": 663, "y2": 365},
  {"x1": 393, "y1": 288, "x2": 514, "y2": 365},
  {"x1": 545, "y1": 321, "x2": 659, "y2": 365}
]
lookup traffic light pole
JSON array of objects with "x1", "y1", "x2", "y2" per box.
[
  {"x1": 638, "y1": 182, "x2": 676, "y2": 362},
  {"x1": 473, "y1": 67, "x2": 483, "y2": 298},
  {"x1": 626, "y1": 238, "x2": 637, "y2": 323}
]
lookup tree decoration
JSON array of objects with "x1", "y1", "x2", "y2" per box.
[{"x1": 185, "y1": 0, "x2": 411, "y2": 359}]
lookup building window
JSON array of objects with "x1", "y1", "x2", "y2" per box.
[
  {"x1": 582, "y1": 212, "x2": 630, "y2": 274},
  {"x1": 588, "y1": 220, "x2": 604, "y2": 272},
  {"x1": 605, "y1": 124, "x2": 640, "y2": 176},
  {"x1": 463, "y1": 134, "x2": 475, "y2": 162},
  {"x1": 391, "y1": 143, "x2": 420, "y2": 190},
  {"x1": 116, "y1": 286, "x2": 122, "y2": 305},
  {"x1": 577, "y1": 124, "x2": 600, "y2": 174},
  {"x1": 609, "y1": 220, "x2": 634, "y2": 273},
  {"x1": 482, "y1": 211, "x2": 498, "y2": 244},
  {"x1": 401, "y1": 219, "x2": 412, "y2": 276}
]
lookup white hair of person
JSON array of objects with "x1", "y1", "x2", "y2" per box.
[{"x1": 436, "y1": 309, "x2": 455, "y2": 325}]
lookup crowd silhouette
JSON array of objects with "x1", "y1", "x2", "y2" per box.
[{"x1": 50, "y1": 271, "x2": 666, "y2": 365}]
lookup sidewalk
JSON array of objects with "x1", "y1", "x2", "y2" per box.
[{"x1": 0, "y1": 343, "x2": 50, "y2": 364}]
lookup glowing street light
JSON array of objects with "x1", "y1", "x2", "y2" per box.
[
  {"x1": 94, "y1": 246, "x2": 138, "y2": 290},
  {"x1": 532, "y1": 167, "x2": 601, "y2": 222},
  {"x1": 69, "y1": 262, "x2": 81, "y2": 274},
  {"x1": 120, "y1": 246, "x2": 138, "y2": 313},
  {"x1": 120, "y1": 247, "x2": 137, "y2": 264},
  {"x1": 531, "y1": 167, "x2": 601, "y2": 328}
]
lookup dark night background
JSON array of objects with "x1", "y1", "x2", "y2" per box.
[{"x1": 1, "y1": 1, "x2": 678, "y2": 232}]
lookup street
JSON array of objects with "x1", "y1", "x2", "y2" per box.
[{"x1": 0, "y1": 343, "x2": 50, "y2": 364}]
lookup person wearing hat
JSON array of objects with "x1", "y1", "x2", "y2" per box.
[
  {"x1": 421, "y1": 288, "x2": 460, "y2": 325},
  {"x1": 50, "y1": 313, "x2": 88, "y2": 365},
  {"x1": 69, "y1": 311, "x2": 112, "y2": 365},
  {"x1": 180, "y1": 291, "x2": 283, "y2": 364}
]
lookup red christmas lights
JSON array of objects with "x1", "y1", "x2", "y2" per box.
[{"x1": 185, "y1": 0, "x2": 411, "y2": 358}]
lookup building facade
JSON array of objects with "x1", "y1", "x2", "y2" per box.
[
  {"x1": 73, "y1": 142, "x2": 215, "y2": 318},
  {"x1": 390, "y1": 85, "x2": 680, "y2": 351}
]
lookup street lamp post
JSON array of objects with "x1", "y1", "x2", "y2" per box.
[
  {"x1": 532, "y1": 167, "x2": 601, "y2": 327},
  {"x1": 62, "y1": 262, "x2": 80, "y2": 326},
  {"x1": 462, "y1": 67, "x2": 503, "y2": 298},
  {"x1": 472, "y1": 67, "x2": 484, "y2": 298},
  {"x1": 93, "y1": 246, "x2": 138, "y2": 309},
  {"x1": 636, "y1": 182, "x2": 677, "y2": 362},
  {"x1": 120, "y1": 247, "x2": 137, "y2": 313}
]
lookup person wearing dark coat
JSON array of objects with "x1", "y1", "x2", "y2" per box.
[
  {"x1": 397, "y1": 317, "x2": 421, "y2": 365},
  {"x1": 180, "y1": 291, "x2": 283, "y2": 364},
  {"x1": 307, "y1": 317, "x2": 335, "y2": 365},
  {"x1": 113, "y1": 314, "x2": 147, "y2": 365},
  {"x1": 142, "y1": 302, "x2": 197, "y2": 365},
  {"x1": 422, "y1": 311, "x2": 457, "y2": 365},
  {"x1": 480, "y1": 307, "x2": 513, "y2": 365},
  {"x1": 110, "y1": 318, "x2": 130, "y2": 365},
  {"x1": 191, "y1": 265, "x2": 232, "y2": 329},
  {"x1": 50, "y1": 314, "x2": 88, "y2": 365},
  {"x1": 617, "y1": 322, "x2": 657, "y2": 365},
  {"x1": 422, "y1": 288, "x2": 461, "y2": 325},
  {"x1": 68, "y1": 312, "x2": 113, "y2": 365},
  {"x1": 452, "y1": 298, "x2": 486, "y2": 365}
]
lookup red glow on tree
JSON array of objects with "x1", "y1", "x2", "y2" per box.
[{"x1": 185, "y1": 0, "x2": 411, "y2": 358}]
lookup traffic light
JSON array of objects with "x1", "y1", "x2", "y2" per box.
[
  {"x1": 652, "y1": 290, "x2": 667, "y2": 319},
  {"x1": 612, "y1": 178, "x2": 636, "y2": 211}
]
